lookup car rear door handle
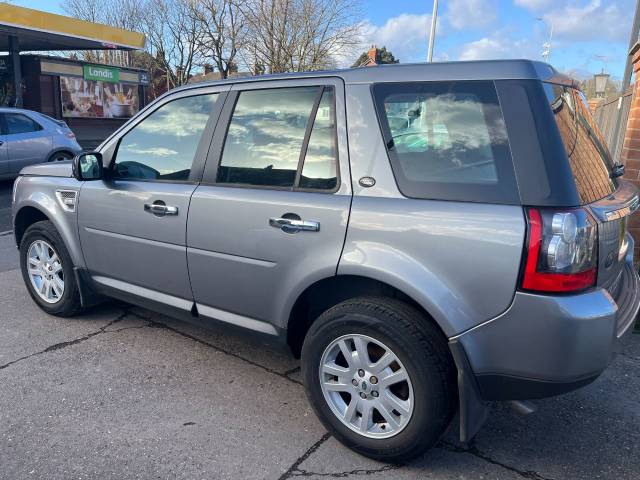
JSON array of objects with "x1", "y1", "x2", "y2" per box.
[
  {"x1": 269, "y1": 217, "x2": 320, "y2": 233},
  {"x1": 144, "y1": 202, "x2": 178, "y2": 216}
]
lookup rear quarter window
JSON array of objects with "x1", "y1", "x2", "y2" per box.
[
  {"x1": 373, "y1": 81, "x2": 518, "y2": 204},
  {"x1": 544, "y1": 84, "x2": 617, "y2": 204}
]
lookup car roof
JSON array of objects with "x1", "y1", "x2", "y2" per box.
[
  {"x1": 0, "y1": 107, "x2": 46, "y2": 115},
  {"x1": 172, "y1": 59, "x2": 576, "y2": 94}
]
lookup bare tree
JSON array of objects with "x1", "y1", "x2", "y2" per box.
[
  {"x1": 242, "y1": 0, "x2": 362, "y2": 74},
  {"x1": 188, "y1": 0, "x2": 247, "y2": 79},
  {"x1": 143, "y1": 0, "x2": 203, "y2": 88}
]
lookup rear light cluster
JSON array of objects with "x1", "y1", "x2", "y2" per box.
[
  {"x1": 66, "y1": 132, "x2": 76, "y2": 139},
  {"x1": 521, "y1": 208, "x2": 598, "y2": 293}
]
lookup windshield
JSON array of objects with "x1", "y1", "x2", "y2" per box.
[{"x1": 544, "y1": 83, "x2": 617, "y2": 204}]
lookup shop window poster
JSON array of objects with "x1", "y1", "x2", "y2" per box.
[{"x1": 60, "y1": 76, "x2": 139, "y2": 118}]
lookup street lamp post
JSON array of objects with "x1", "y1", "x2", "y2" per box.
[
  {"x1": 594, "y1": 70, "x2": 610, "y2": 98},
  {"x1": 427, "y1": 0, "x2": 438, "y2": 62}
]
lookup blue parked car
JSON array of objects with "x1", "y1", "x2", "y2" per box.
[{"x1": 0, "y1": 107, "x2": 82, "y2": 179}]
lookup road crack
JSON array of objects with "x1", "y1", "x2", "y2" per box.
[
  {"x1": 438, "y1": 440, "x2": 555, "y2": 480},
  {"x1": 278, "y1": 433, "x2": 332, "y2": 479},
  {"x1": 0, "y1": 309, "x2": 145, "y2": 371}
]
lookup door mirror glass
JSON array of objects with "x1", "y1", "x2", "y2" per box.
[{"x1": 73, "y1": 152, "x2": 103, "y2": 180}]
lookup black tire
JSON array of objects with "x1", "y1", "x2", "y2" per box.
[
  {"x1": 19, "y1": 220, "x2": 84, "y2": 317},
  {"x1": 48, "y1": 151, "x2": 73, "y2": 162},
  {"x1": 301, "y1": 296, "x2": 457, "y2": 463}
]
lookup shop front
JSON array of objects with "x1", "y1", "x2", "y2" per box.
[{"x1": 19, "y1": 56, "x2": 148, "y2": 148}]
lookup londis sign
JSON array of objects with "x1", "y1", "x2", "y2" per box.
[{"x1": 83, "y1": 65, "x2": 120, "y2": 83}]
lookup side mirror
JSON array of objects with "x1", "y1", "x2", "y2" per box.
[{"x1": 72, "y1": 152, "x2": 103, "y2": 181}]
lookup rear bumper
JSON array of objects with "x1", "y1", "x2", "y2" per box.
[{"x1": 454, "y1": 261, "x2": 640, "y2": 401}]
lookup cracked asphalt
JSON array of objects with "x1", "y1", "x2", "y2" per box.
[{"x1": 1, "y1": 180, "x2": 640, "y2": 478}]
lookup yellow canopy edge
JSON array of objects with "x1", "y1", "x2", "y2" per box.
[{"x1": 0, "y1": 4, "x2": 145, "y2": 50}]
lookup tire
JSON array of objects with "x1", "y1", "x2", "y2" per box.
[
  {"x1": 301, "y1": 296, "x2": 457, "y2": 463},
  {"x1": 48, "y1": 151, "x2": 73, "y2": 162},
  {"x1": 19, "y1": 220, "x2": 84, "y2": 317}
]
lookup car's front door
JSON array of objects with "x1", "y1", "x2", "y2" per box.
[
  {"x1": 1, "y1": 112, "x2": 52, "y2": 173},
  {"x1": 187, "y1": 78, "x2": 351, "y2": 334},
  {"x1": 78, "y1": 86, "x2": 228, "y2": 309}
]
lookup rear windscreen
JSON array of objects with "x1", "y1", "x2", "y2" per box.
[
  {"x1": 373, "y1": 81, "x2": 518, "y2": 204},
  {"x1": 544, "y1": 83, "x2": 617, "y2": 204}
]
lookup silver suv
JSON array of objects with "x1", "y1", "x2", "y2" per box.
[{"x1": 12, "y1": 61, "x2": 640, "y2": 462}]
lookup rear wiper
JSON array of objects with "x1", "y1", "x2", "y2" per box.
[{"x1": 611, "y1": 164, "x2": 625, "y2": 179}]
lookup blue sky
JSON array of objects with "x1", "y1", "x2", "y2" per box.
[{"x1": 21, "y1": 0, "x2": 637, "y2": 80}]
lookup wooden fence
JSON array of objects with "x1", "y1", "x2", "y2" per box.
[{"x1": 593, "y1": 88, "x2": 634, "y2": 163}]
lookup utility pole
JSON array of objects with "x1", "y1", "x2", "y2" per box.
[
  {"x1": 622, "y1": 0, "x2": 640, "y2": 91},
  {"x1": 610, "y1": 0, "x2": 640, "y2": 163},
  {"x1": 427, "y1": 0, "x2": 438, "y2": 62}
]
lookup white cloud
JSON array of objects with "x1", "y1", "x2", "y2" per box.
[
  {"x1": 458, "y1": 33, "x2": 537, "y2": 61},
  {"x1": 513, "y1": 0, "x2": 555, "y2": 10},
  {"x1": 543, "y1": 0, "x2": 630, "y2": 42},
  {"x1": 447, "y1": 0, "x2": 496, "y2": 30},
  {"x1": 360, "y1": 13, "x2": 433, "y2": 63}
]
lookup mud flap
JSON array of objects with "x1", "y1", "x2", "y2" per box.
[
  {"x1": 448, "y1": 339, "x2": 489, "y2": 443},
  {"x1": 73, "y1": 267, "x2": 104, "y2": 308}
]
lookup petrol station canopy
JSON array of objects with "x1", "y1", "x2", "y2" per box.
[{"x1": 0, "y1": 4, "x2": 145, "y2": 51}]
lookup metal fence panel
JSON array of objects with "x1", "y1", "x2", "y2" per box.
[{"x1": 593, "y1": 88, "x2": 634, "y2": 163}]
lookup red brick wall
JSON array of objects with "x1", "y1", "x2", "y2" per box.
[{"x1": 620, "y1": 43, "x2": 640, "y2": 260}]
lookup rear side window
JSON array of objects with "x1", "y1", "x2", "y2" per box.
[
  {"x1": 544, "y1": 84, "x2": 616, "y2": 204},
  {"x1": 4, "y1": 113, "x2": 43, "y2": 135},
  {"x1": 373, "y1": 81, "x2": 518, "y2": 203},
  {"x1": 217, "y1": 86, "x2": 338, "y2": 190}
]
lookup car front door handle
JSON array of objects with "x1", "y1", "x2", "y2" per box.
[
  {"x1": 269, "y1": 217, "x2": 320, "y2": 233},
  {"x1": 144, "y1": 202, "x2": 178, "y2": 216}
]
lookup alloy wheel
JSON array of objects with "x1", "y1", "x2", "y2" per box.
[
  {"x1": 319, "y1": 334, "x2": 414, "y2": 439},
  {"x1": 27, "y1": 239, "x2": 64, "y2": 304}
]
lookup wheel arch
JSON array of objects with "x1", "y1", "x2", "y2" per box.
[
  {"x1": 13, "y1": 196, "x2": 85, "y2": 268},
  {"x1": 286, "y1": 274, "x2": 449, "y2": 358},
  {"x1": 47, "y1": 148, "x2": 76, "y2": 162}
]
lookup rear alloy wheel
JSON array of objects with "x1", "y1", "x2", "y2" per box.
[
  {"x1": 302, "y1": 297, "x2": 457, "y2": 463},
  {"x1": 319, "y1": 334, "x2": 414, "y2": 438}
]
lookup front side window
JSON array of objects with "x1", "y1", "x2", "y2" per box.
[
  {"x1": 4, "y1": 114, "x2": 43, "y2": 135},
  {"x1": 373, "y1": 81, "x2": 517, "y2": 203},
  {"x1": 217, "y1": 86, "x2": 338, "y2": 190},
  {"x1": 112, "y1": 93, "x2": 218, "y2": 181}
]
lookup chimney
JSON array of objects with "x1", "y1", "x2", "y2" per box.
[
  {"x1": 204, "y1": 64, "x2": 213, "y2": 75},
  {"x1": 367, "y1": 45, "x2": 379, "y2": 65}
]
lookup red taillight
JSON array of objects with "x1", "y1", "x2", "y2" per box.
[
  {"x1": 66, "y1": 132, "x2": 75, "y2": 139},
  {"x1": 521, "y1": 208, "x2": 598, "y2": 293}
]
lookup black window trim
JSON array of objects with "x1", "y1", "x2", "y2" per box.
[
  {"x1": 202, "y1": 84, "x2": 341, "y2": 194},
  {"x1": 106, "y1": 90, "x2": 227, "y2": 185},
  {"x1": 371, "y1": 80, "x2": 520, "y2": 205}
]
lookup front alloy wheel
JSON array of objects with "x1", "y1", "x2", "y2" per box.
[
  {"x1": 20, "y1": 220, "x2": 83, "y2": 317},
  {"x1": 27, "y1": 239, "x2": 65, "y2": 303}
]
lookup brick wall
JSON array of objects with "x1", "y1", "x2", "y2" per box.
[{"x1": 620, "y1": 42, "x2": 640, "y2": 260}]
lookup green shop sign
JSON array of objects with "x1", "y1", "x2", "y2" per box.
[{"x1": 83, "y1": 65, "x2": 119, "y2": 83}]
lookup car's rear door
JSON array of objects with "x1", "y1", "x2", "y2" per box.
[
  {"x1": 187, "y1": 77, "x2": 351, "y2": 334},
  {"x1": 2, "y1": 112, "x2": 51, "y2": 173},
  {"x1": 78, "y1": 86, "x2": 229, "y2": 310}
]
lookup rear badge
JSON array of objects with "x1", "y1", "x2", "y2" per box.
[{"x1": 359, "y1": 176, "x2": 376, "y2": 188}]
